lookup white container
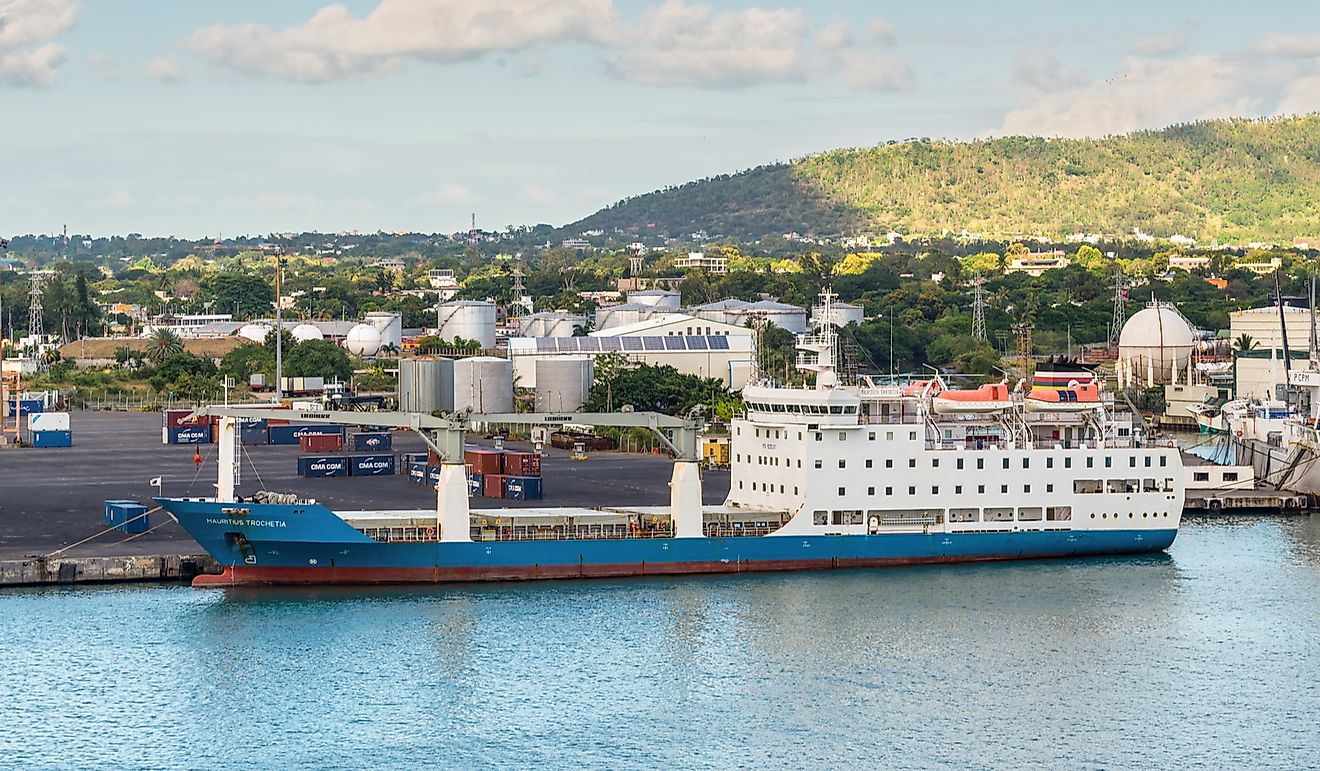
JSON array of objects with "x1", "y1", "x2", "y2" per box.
[{"x1": 29, "y1": 411, "x2": 70, "y2": 431}]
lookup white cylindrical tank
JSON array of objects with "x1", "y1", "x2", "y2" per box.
[
  {"x1": 627, "y1": 289, "x2": 681, "y2": 309},
  {"x1": 453, "y1": 356, "x2": 513, "y2": 413},
  {"x1": 343, "y1": 323, "x2": 383, "y2": 357},
  {"x1": 535, "y1": 357, "x2": 594, "y2": 412},
  {"x1": 291, "y1": 322, "x2": 324, "y2": 342},
  {"x1": 692, "y1": 299, "x2": 751, "y2": 326},
  {"x1": 237, "y1": 323, "x2": 271, "y2": 343},
  {"x1": 812, "y1": 301, "x2": 865, "y2": 328},
  {"x1": 745, "y1": 300, "x2": 808, "y2": 334},
  {"x1": 435, "y1": 301, "x2": 496, "y2": 349},
  {"x1": 1117, "y1": 303, "x2": 1195, "y2": 386},
  {"x1": 398, "y1": 357, "x2": 455, "y2": 413},
  {"x1": 517, "y1": 312, "x2": 586, "y2": 337},
  {"x1": 364, "y1": 311, "x2": 403, "y2": 351},
  {"x1": 594, "y1": 303, "x2": 653, "y2": 331}
]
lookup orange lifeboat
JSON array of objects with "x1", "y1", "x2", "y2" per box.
[
  {"x1": 931, "y1": 383, "x2": 1013, "y2": 414},
  {"x1": 1024, "y1": 382, "x2": 1102, "y2": 413},
  {"x1": 901, "y1": 379, "x2": 938, "y2": 398}
]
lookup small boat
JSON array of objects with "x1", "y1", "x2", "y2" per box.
[
  {"x1": 1187, "y1": 397, "x2": 1227, "y2": 433},
  {"x1": 1024, "y1": 382, "x2": 1103, "y2": 413},
  {"x1": 931, "y1": 382, "x2": 1013, "y2": 414},
  {"x1": 900, "y1": 379, "x2": 938, "y2": 398}
]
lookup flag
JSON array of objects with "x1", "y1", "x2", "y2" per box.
[{"x1": 150, "y1": 476, "x2": 162, "y2": 486}]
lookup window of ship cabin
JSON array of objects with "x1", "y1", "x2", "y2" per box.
[
  {"x1": 886, "y1": 459, "x2": 893, "y2": 468},
  {"x1": 1160, "y1": 456, "x2": 1167, "y2": 467},
  {"x1": 739, "y1": 481, "x2": 743, "y2": 489},
  {"x1": 932, "y1": 486, "x2": 939, "y2": 495},
  {"x1": 1107, "y1": 479, "x2": 1139, "y2": 493},
  {"x1": 957, "y1": 458, "x2": 964, "y2": 470},
  {"x1": 816, "y1": 433, "x2": 823, "y2": 441},
  {"x1": 1046, "y1": 457, "x2": 1054, "y2": 469},
  {"x1": 909, "y1": 431, "x2": 917, "y2": 440},
  {"x1": 909, "y1": 459, "x2": 916, "y2": 468},
  {"x1": 985, "y1": 507, "x2": 1014, "y2": 522},
  {"x1": 1000, "y1": 484, "x2": 1008, "y2": 493},
  {"x1": 839, "y1": 487, "x2": 847, "y2": 496},
  {"x1": 978, "y1": 484, "x2": 985, "y2": 494},
  {"x1": 907, "y1": 485, "x2": 916, "y2": 495},
  {"x1": 865, "y1": 459, "x2": 873, "y2": 469},
  {"x1": 1002, "y1": 458, "x2": 1010, "y2": 469},
  {"x1": 868, "y1": 486, "x2": 875, "y2": 495},
  {"x1": 1086, "y1": 457, "x2": 1093, "y2": 468},
  {"x1": 813, "y1": 510, "x2": 828, "y2": 525},
  {"x1": 1022, "y1": 458, "x2": 1029, "y2": 469},
  {"x1": 1144, "y1": 456, "x2": 1152, "y2": 468},
  {"x1": 886, "y1": 486, "x2": 893, "y2": 495},
  {"x1": 1104, "y1": 456, "x2": 1112, "y2": 468},
  {"x1": 1074, "y1": 479, "x2": 1103, "y2": 493},
  {"x1": 795, "y1": 486, "x2": 799, "y2": 495},
  {"x1": 1046, "y1": 506, "x2": 1072, "y2": 520},
  {"x1": 932, "y1": 459, "x2": 939, "y2": 468},
  {"x1": 949, "y1": 508, "x2": 978, "y2": 522},
  {"x1": 869, "y1": 432, "x2": 876, "y2": 441},
  {"x1": 839, "y1": 432, "x2": 847, "y2": 441},
  {"x1": 1143, "y1": 479, "x2": 1158, "y2": 492},
  {"x1": 1046, "y1": 483, "x2": 1054, "y2": 493},
  {"x1": 839, "y1": 460, "x2": 846, "y2": 468},
  {"x1": 815, "y1": 460, "x2": 822, "y2": 469},
  {"x1": 1065, "y1": 457, "x2": 1072, "y2": 468},
  {"x1": 1193, "y1": 472, "x2": 1209, "y2": 482},
  {"x1": 1165, "y1": 478, "x2": 1175, "y2": 490},
  {"x1": 886, "y1": 431, "x2": 894, "y2": 440},
  {"x1": 830, "y1": 406, "x2": 844, "y2": 414},
  {"x1": 774, "y1": 404, "x2": 785, "y2": 413},
  {"x1": 1018, "y1": 507, "x2": 1043, "y2": 521},
  {"x1": 755, "y1": 428, "x2": 761, "y2": 438},
  {"x1": 1224, "y1": 472, "x2": 1238, "y2": 482},
  {"x1": 977, "y1": 458, "x2": 984, "y2": 470},
  {"x1": 1024, "y1": 484, "x2": 1031, "y2": 493},
  {"x1": 1130, "y1": 456, "x2": 1137, "y2": 468}
]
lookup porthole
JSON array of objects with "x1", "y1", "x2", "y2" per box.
[
  {"x1": 1090, "y1": 513, "x2": 1096, "y2": 519},
  {"x1": 1128, "y1": 513, "x2": 1133, "y2": 518},
  {"x1": 1142, "y1": 512, "x2": 1148, "y2": 518}
]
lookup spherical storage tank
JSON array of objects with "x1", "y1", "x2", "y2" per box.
[
  {"x1": 1117, "y1": 302, "x2": 1194, "y2": 386},
  {"x1": 535, "y1": 357, "x2": 594, "y2": 412},
  {"x1": 343, "y1": 323, "x2": 382, "y2": 357},
  {"x1": 435, "y1": 301, "x2": 496, "y2": 350},
  {"x1": 398, "y1": 357, "x2": 455, "y2": 413},
  {"x1": 238, "y1": 323, "x2": 272, "y2": 343},
  {"x1": 453, "y1": 356, "x2": 513, "y2": 414},
  {"x1": 291, "y1": 323, "x2": 324, "y2": 342}
]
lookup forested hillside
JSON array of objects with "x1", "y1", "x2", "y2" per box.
[{"x1": 569, "y1": 116, "x2": 1320, "y2": 243}]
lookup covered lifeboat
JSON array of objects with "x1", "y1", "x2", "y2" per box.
[
  {"x1": 1024, "y1": 381, "x2": 1102, "y2": 413},
  {"x1": 931, "y1": 382, "x2": 1013, "y2": 414}
]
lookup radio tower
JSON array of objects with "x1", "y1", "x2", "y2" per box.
[
  {"x1": 467, "y1": 213, "x2": 478, "y2": 248},
  {"x1": 1108, "y1": 271, "x2": 1128, "y2": 349},
  {"x1": 970, "y1": 272, "x2": 988, "y2": 342},
  {"x1": 1013, "y1": 321, "x2": 1034, "y2": 376}
]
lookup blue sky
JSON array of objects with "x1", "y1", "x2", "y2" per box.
[{"x1": 2, "y1": 0, "x2": 1320, "y2": 238}]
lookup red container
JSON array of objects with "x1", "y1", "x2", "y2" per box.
[
  {"x1": 428, "y1": 447, "x2": 443, "y2": 466},
  {"x1": 300, "y1": 434, "x2": 345, "y2": 453},
  {"x1": 483, "y1": 474, "x2": 506, "y2": 498},
  {"x1": 503, "y1": 452, "x2": 541, "y2": 477},
  {"x1": 465, "y1": 449, "x2": 503, "y2": 476},
  {"x1": 163, "y1": 409, "x2": 203, "y2": 428}
]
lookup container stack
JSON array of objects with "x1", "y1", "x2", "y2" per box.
[
  {"x1": 162, "y1": 409, "x2": 211, "y2": 444},
  {"x1": 28, "y1": 411, "x2": 71, "y2": 448},
  {"x1": 295, "y1": 427, "x2": 395, "y2": 478},
  {"x1": 404, "y1": 446, "x2": 542, "y2": 499}
]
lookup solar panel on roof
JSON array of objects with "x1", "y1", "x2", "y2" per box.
[
  {"x1": 536, "y1": 338, "x2": 556, "y2": 351},
  {"x1": 578, "y1": 337, "x2": 600, "y2": 351},
  {"x1": 643, "y1": 336, "x2": 665, "y2": 350},
  {"x1": 622, "y1": 337, "x2": 643, "y2": 351},
  {"x1": 664, "y1": 336, "x2": 686, "y2": 350},
  {"x1": 709, "y1": 335, "x2": 730, "y2": 350},
  {"x1": 686, "y1": 336, "x2": 708, "y2": 350},
  {"x1": 599, "y1": 337, "x2": 621, "y2": 351}
]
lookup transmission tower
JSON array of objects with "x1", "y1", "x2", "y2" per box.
[
  {"x1": 970, "y1": 272, "x2": 988, "y2": 342},
  {"x1": 510, "y1": 264, "x2": 529, "y2": 318},
  {"x1": 468, "y1": 213, "x2": 478, "y2": 248},
  {"x1": 28, "y1": 271, "x2": 52, "y2": 340},
  {"x1": 1108, "y1": 271, "x2": 1128, "y2": 348},
  {"x1": 1012, "y1": 320, "x2": 1034, "y2": 378}
]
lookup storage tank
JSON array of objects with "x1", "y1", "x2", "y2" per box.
[
  {"x1": 364, "y1": 311, "x2": 403, "y2": 351},
  {"x1": 594, "y1": 302, "x2": 657, "y2": 331},
  {"x1": 692, "y1": 299, "x2": 751, "y2": 326},
  {"x1": 517, "y1": 311, "x2": 586, "y2": 337},
  {"x1": 343, "y1": 323, "x2": 382, "y2": 357},
  {"x1": 291, "y1": 322, "x2": 324, "y2": 342},
  {"x1": 435, "y1": 301, "x2": 496, "y2": 349},
  {"x1": 237, "y1": 323, "x2": 272, "y2": 343},
  {"x1": 627, "y1": 289, "x2": 681, "y2": 309},
  {"x1": 453, "y1": 356, "x2": 513, "y2": 413},
  {"x1": 535, "y1": 357, "x2": 594, "y2": 412},
  {"x1": 398, "y1": 357, "x2": 455, "y2": 413},
  {"x1": 744, "y1": 300, "x2": 808, "y2": 334},
  {"x1": 812, "y1": 301, "x2": 865, "y2": 329},
  {"x1": 1117, "y1": 302, "x2": 1195, "y2": 387}
]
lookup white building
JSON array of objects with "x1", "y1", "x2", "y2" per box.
[
  {"x1": 1167, "y1": 254, "x2": 1211, "y2": 271},
  {"x1": 1005, "y1": 251, "x2": 1070, "y2": 276},
  {"x1": 591, "y1": 313, "x2": 748, "y2": 339},
  {"x1": 673, "y1": 252, "x2": 728, "y2": 275},
  {"x1": 143, "y1": 313, "x2": 235, "y2": 339},
  {"x1": 509, "y1": 332, "x2": 754, "y2": 390},
  {"x1": 1229, "y1": 305, "x2": 1314, "y2": 351}
]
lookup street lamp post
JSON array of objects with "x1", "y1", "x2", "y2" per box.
[{"x1": 275, "y1": 257, "x2": 284, "y2": 403}]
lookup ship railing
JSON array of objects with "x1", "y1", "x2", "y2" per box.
[{"x1": 703, "y1": 524, "x2": 781, "y2": 538}]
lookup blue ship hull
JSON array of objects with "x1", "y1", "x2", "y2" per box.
[{"x1": 157, "y1": 498, "x2": 1178, "y2": 586}]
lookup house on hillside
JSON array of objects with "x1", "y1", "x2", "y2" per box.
[{"x1": 1004, "y1": 250, "x2": 1070, "y2": 276}]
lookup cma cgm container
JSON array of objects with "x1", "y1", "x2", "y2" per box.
[
  {"x1": 482, "y1": 474, "x2": 506, "y2": 498},
  {"x1": 168, "y1": 425, "x2": 212, "y2": 444},
  {"x1": 503, "y1": 476, "x2": 543, "y2": 501},
  {"x1": 163, "y1": 409, "x2": 202, "y2": 428},
  {"x1": 502, "y1": 452, "x2": 541, "y2": 477},
  {"x1": 467, "y1": 473, "x2": 483, "y2": 496},
  {"x1": 465, "y1": 449, "x2": 503, "y2": 476},
  {"x1": 239, "y1": 425, "x2": 269, "y2": 445},
  {"x1": 300, "y1": 433, "x2": 345, "y2": 454},
  {"x1": 104, "y1": 500, "x2": 149, "y2": 534},
  {"x1": 297, "y1": 455, "x2": 349, "y2": 478},
  {"x1": 269, "y1": 424, "x2": 345, "y2": 445},
  {"x1": 31, "y1": 430, "x2": 73, "y2": 448},
  {"x1": 407, "y1": 462, "x2": 426, "y2": 485},
  {"x1": 350, "y1": 454, "x2": 396, "y2": 476},
  {"x1": 9, "y1": 399, "x2": 44, "y2": 417},
  {"x1": 352, "y1": 433, "x2": 392, "y2": 452}
]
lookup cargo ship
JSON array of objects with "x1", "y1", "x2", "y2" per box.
[{"x1": 157, "y1": 294, "x2": 1183, "y2": 586}]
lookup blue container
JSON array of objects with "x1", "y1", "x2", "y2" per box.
[
  {"x1": 467, "y1": 472, "x2": 483, "y2": 496},
  {"x1": 168, "y1": 425, "x2": 212, "y2": 444},
  {"x1": 30, "y1": 430, "x2": 72, "y2": 448},
  {"x1": 237, "y1": 417, "x2": 268, "y2": 429},
  {"x1": 104, "y1": 499, "x2": 148, "y2": 534},
  {"x1": 426, "y1": 465, "x2": 440, "y2": 485},
  {"x1": 297, "y1": 455, "x2": 349, "y2": 478},
  {"x1": 9, "y1": 399, "x2": 43, "y2": 416},
  {"x1": 239, "y1": 426, "x2": 269, "y2": 445},
  {"x1": 407, "y1": 462, "x2": 426, "y2": 485},
  {"x1": 269, "y1": 424, "x2": 346, "y2": 445},
  {"x1": 350, "y1": 454, "x2": 396, "y2": 476},
  {"x1": 503, "y1": 476, "x2": 543, "y2": 501},
  {"x1": 352, "y1": 433, "x2": 392, "y2": 452}
]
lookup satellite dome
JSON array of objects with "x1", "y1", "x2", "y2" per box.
[
  {"x1": 238, "y1": 323, "x2": 271, "y2": 343},
  {"x1": 1117, "y1": 302, "x2": 1194, "y2": 385},
  {"x1": 343, "y1": 323, "x2": 382, "y2": 356},
  {"x1": 291, "y1": 322, "x2": 324, "y2": 342}
]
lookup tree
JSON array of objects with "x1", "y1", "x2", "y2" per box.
[
  {"x1": 203, "y1": 273, "x2": 274, "y2": 318},
  {"x1": 283, "y1": 339, "x2": 353, "y2": 382},
  {"x1": 1233, "y1": 334, "x2": 1260, "y2": 352},
  {"x1": 145, "y1": 328, "x2": 183, "y2": 364}
]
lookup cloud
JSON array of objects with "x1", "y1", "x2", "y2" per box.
[
  {"x1": 1012, "y1": 51, "x2": 1088, "y2": 92},
  {"x1": 1250, "y1": 32, "x2": 1320, "y2": 58},
  {"x1": 1131, "y1": 29, "x2": 1192, "y2": 57},
  {"x1": 147, "y1": 56, "x2": 182, "y2": 83},
  {"x1": 435, "y1": 182, "x2": 473, "y2": 204},
  {"x1": 1277, "y1": 74, "x2": 1320, "y2": 116},
  {"x1": 993, "y1": 55, "x2": 1256, "y2": 138},
  {"x1": 867, "y1": 18, "x2": 895, "y2": 45},
  {"x1": 191, "y1": 0, "x2": 620, "y2": 84},
  {"x1": 815, "y1": 20, "x2": 852, "y2": 51},
  {"x1": 837, "y1": 51, "x2": 912, "y2": 91},
  {"x1": 521, "y1": 184, "x2": 559, "y2": 203},
  {"x1": 0, "y1": 0, "x2": 77, "y2": 87},
  {"x1": 605, "y1": 0, "x2": 809, "y2": 88}
]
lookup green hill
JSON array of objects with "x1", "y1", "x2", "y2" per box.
[{"x1": 569, "y1": 115, "x2": 1320, "y2": 243}]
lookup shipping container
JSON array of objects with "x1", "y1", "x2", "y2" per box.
[
  {"x1": 350, "y1": 454, "x2": 396, "y2": 476},
  {"x1": 167, "y1": 425, "x2": 212, "y2": 444},
  {"x1": 9, "y1": 399, "x2": 44, "y2": 417},
  {"x1": 30, "y1": 430, "x2": 72, "y2": 448},
  {"x1": 300, "y1": 433, "x2": 345, "y2": 453},
  {"x1": 467, "y1": 472, "x2": 483, "y2": 496},
  {"x1": 163, "y1": 409, "x2": 202, "y2": 428},
  {"x1": 104, "y1": 500, "x2": 148, "y2": 534},
  {"x1": 239, "y1": 426, "x2": 269, "y2": 445},
  {"x1": 28, "y1": 412, "x2": 70, "y2": 432},
  {"x1": 269, "y1": 424, "x2": 346, "y2": 445},
  {"x1": 407, "y1": 461, "x2": 426, "y2": 485},
  {"x1": 502, "y1": 452, "x2": 541, "y2": 477},
  {"x1": 503, "y1": 476, "x2": 543, "y2": 501},
  {"x1": 399, "y1": 452, "x2": 427, "y2": 466},
  {"x1": 426, "y1": 465, "x2": 440, "y2": 485},
  {"x1": 465, "y1": 449, "x2": 503, "y2": 476},
  {"x1": 352, "y1": 432, "x2": 392, "y2": 452},
  {"x1": 237, "y1": 416, "x2": 268, "y2": 429},
  {"x1": 297, "y1": 455, "x2": 349, "y2": 478},
  {"x1": 482, "y1": 474, "x2": 506, "y2": 498}
]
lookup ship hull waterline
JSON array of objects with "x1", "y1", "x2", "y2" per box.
[{"x1": 159, "y1": 498, "x2": 1178, "y2": 588}]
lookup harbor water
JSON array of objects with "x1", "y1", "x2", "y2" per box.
[{"x1": 2, "y1": 517, "x2": 1318, "y2": 769}]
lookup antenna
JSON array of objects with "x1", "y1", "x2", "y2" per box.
[
  {"x1": 1108, "y1": 270, "x2": 1128, "y2": 349},
  {"x1": 970, "y1": 272, "x2": 988, "y2": 342},
  {"x1": 468, "y1": 213, "x2": 478, "y2": 248},
  {"x1": 1013, "y1": 320, "x2": 1034, "y2": 377}
]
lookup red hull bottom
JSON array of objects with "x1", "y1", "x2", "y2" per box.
[{"x1": 192, "y1": 553, "x2": 1076, "y2": 587}]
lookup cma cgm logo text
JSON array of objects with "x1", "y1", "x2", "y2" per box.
[{"x1": 311, "y1": 462, "x2": 344, "y2": 471}]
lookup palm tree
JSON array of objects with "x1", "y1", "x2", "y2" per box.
[
  {"x1": 145, "y1": 328, "x2": 183, "y2": 364},
  {"x1": 1233, "y1": 334, "x2": 1260, "y2": 353}
]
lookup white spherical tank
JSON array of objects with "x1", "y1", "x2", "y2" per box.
[
  {"x1": 1117, "y1": 303, "x2": 1195, "y2": 386},
  {"x1": 291, "y1": 322, "x2": 324, "y2": 342},
  {"x1": 364, "y1": 311, "x2": 403, "y2": 351},
  {"x1": 535, "y1": 357, "x2": 594, "y2": 412},
  {"x1": 435, "y1": 301, "x2": 496, "y2": 350},
  {"x1": 453, "y1": 356, "x2": 513, "y2": 413},
  {"x1": 398, "y1": 357, "x2": 455, "y2": 413},
  {"x1": 343, "y1": 323, "x2": 383, "y2": 357},
  {"x1": 238, "y1": 323, "x2": 272, "y2": 343}
]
